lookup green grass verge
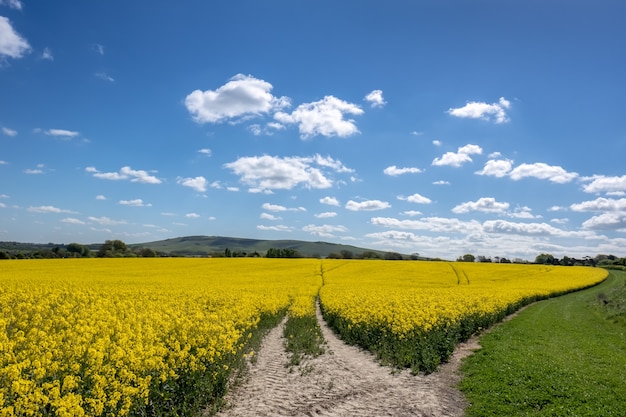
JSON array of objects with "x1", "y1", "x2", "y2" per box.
[
  {"x1": 283, "y1": 314, "x2": 325, "y2": 368},
  {"x1": 459, "y1": 271, "x2": 626, "y2": 417}
]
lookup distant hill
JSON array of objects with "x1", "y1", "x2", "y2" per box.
[{"x1": 131, "y1": 235, "x2": 393, "y2": 258}]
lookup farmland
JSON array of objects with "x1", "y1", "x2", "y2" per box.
[{"x1": 0, "y1": 258, "x2": 608, "y2": 416}]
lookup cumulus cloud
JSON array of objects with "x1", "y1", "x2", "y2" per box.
[
  {"x1": 261, "y1": 203, "x2": 306, "y2": 212},
  {"x1": 581, "y1": 174, "x2": 626, "y2": 194},
  {"x1": 315, "y1": 211, "x2": 337, "y2": 218},
  {"x1": 452, "y1": 197, "x2": 510, "y2": 214},
  {"x1": 364, "y1": 90, "x2": 386, "y2": 108},
  {"x1": 224, "y1": 154, "x2": 351, "y2": 192},
  {"x1": 185, "y1": 74, "x2": 290, "y2": 124},
  {"x1": 432, "y1": 144, "x2": 482, "y2": 167},
  {"x1": 447, "y1": 97, "x2": 511, "y2": 123},
  {"x1": 119, "y1": 199, "x2": 151, "y2": 207},
  {"x1": 398, "y1": 193, "x2": 432, "y2": 204},
  {"x1": 345, "y1": 200, "x2": 391, "y2": 211},
  {"x1": 476, "y1": 159, "x2": 514, "y2": 177},
  {"x1": 509, "y1": 162, "x2": 578, "y2": 183},
  {"x1": 371, "y1": 216, "x2": 482, "y2": 234},
  {"x1": 0, "y1": 16, "x2": 30, "y2": 59},
  {"x1": 482, "y1": 219, "x2": 584, "y2": 237},
  {"x1": 570, "y1": 197, "x2": 626, "y2": 212},
  {"x1": 383, "y1": 165, "x2": 422, "y2": 176},
  {"x1": 177, "y1": 176, "x2": 208, "y2": 192},
  {"x1": 320, "y1": 196, "x2": 340, "y2": 206},
  {"x1": 302, "y1": 224, "x2": 348, "y2": 237},
  {"x1": 88, "y1": 166, "x2": 162, "y2": 184},
  {"x1": 581, "y1": 213, "x2": 626, "y2": 231},
  {"x1": 274, "y1": 96, "x2": 363, "y2": 139},
  {"x1": 260, "y1": 213, "x2": 281, "y2": 220}
]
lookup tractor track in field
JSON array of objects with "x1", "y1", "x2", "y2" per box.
[{"x1": 213, "y1": 303, "x2": 476, "y2": 417}]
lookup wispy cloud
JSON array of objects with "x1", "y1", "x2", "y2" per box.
[
  {"x1": 119, "y1": 199, "x2": 151, "y2": 207},
  {"x1": 2, "y1": 127, "x2": 17, "y2": 136},
  {"x1": 95, "y1": 72, "x2": 115, "y2": 82},
  {"x1": 383, "y1": 165, "x2": 422, "y2": 176},
  {"x1": 44, "y1": 129, "x2": 80, "y2": 138},
  {"x1": 28, "y1": 205, "x2": 77, "y2": 214}
]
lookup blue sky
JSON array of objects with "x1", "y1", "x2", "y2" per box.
[{"x1": 1, "y1": 0, "x2": 625, "y2": 260}]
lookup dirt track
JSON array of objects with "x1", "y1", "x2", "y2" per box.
[{"x1": 213, "y1": 304, "x2": 477, "y2": 417}]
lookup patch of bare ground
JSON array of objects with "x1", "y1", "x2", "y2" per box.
[{"x1": 212, "y1": 303, "x2": 488, "y2": 417}]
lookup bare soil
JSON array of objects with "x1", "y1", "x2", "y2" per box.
[{"x1": 213, "y1": 304, "x2": 482, "y2": 417}]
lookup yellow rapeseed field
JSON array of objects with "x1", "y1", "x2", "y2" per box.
[
  {"x1": 0, "y1": 257, "x2": 606, "y2": 414},
  {"x1": 319, "y1": 260, "x2": 608, "y2": 372}
]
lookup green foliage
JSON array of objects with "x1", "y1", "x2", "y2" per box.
[
  {"x1": 265, "y1": 247, "x2": 301, "y2": 258},
  {"x1": 283, "y1": 314, "x2": 325, "y2": 367},
  {"x1": 460, "y1": 271, "x2": 626, "y2": 416}
]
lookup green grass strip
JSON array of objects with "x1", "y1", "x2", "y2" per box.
[
  {"x1": 283, "y1": 314, "x2": 325, "y2": 367},
  {"x1": 460, "y1": 271, "x2": 626, "y2": 416}
]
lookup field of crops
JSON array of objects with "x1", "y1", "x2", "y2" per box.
[{"x1": 0, "y1": 258, "x2": 607, "y2": 416}]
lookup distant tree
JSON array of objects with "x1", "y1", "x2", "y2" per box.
[
  {"x1": 326, "y1": 252, "x2": 341, "y2": 259},
  {"x1": 477, "y1": 255, "x2": 492, "y2": 263},
  {"x1": 458, "y1": 254, "x2": 475, "y2": 262},
  {"x1": 340, "y1": 250, "x2": 353, "y2": 259},
  {"x1": 361, "y1": 250, "x2": 380, "y2": 259},
  {"x1": 67, "y1": 243, "x2": 90, "y2": 257},
  {"x1": 265, "y1": 248, "x2": 301, "y2": 258},
  {"x1": 0, "y1": 251, "x2": 9, "y2": 260},
  {"x1": 139, "y1": 248, "x2": 157, "y2": 257},
  {"x1": 384, "y1": 251, "x2": 403, "y2": 260},
  {"x1": 224, "y1": 248, "x2": 232, "y2": 257},
  {"x1": 98, "y1": 240, "x2": 130, "y2": 257},
  {"x1": 535, "y1": 253, "x2": 556, "y2": 265}
]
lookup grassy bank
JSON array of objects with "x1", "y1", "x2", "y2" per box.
[{"x1": 459, "y1": 270, "x2": 626, "y2": 416}]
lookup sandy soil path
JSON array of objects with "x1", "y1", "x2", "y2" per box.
[{"x1": 213, "y1": 304, "x2": 477, "y2": 417}]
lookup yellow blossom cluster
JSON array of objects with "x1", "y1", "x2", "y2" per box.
[
  {"x1": 318, "y1": 260, "x2": 607, "y2": 372},
  {"x1": 0, "y1": 258, "x2": 321, "y2": 416}
]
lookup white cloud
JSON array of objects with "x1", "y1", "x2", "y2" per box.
[
  {"x1": 274, "y1": 95, "x2": 363, "y2": 139},
  {"x1": 371, "y1": 216, "x2": 483, "y2": 234},
  {"x1": 93, "y1": 43, "x2": 105, "y2": 55},
  {"x1": 27, "y1": 205, "x2": 77, "y2": 214},
  {"x1": 345, "y1": 199, "x2": 391, "y2": 211},
  {"x1": 433, "y1": 180, "x2": 450, "y2": 185},
  {"x1": 88, "y1": 216, "x2": 127, "y2": 225},
  {"x1": 509, "y1": 162, "x2": 578, "y2": 183},
  {"x1": 482, "y1": 219, "x2": 584, "y2": 237},
  {"x1": 476, "y1": 159, "x2": 513, "y2": 177},
  {"x1": 0, "y1": 16, "x2": 30, "y2": 59},
  {"x1": 44, "y1": 129, "x2": 80, "y2": 138},
  {"x1": 261, "y1": 203, "x2": 305, "y2": 212},
  {"x1": 185, "y1": 74, "x2": 290, "y2": 124},
  {"x1": 364, "y1": 89, "x2": 386, "y2": 108},
  {"x1": 185, "y1": 213, "x2": 200, "y2": 218},
  {"x1": 570, "y1": 197, "x2": 626, "y2": 212},
  {"x1": 581, "y1": 175, "x2": 626, "y2": 194},
  {"x1": 432, "y1": 144, "x2": 482, "y2": 167},
  {"x1": 447, "y1": 97, "x2": 511, "y2": 123},
  {"x1": 42, "y1": 47, "x2": 53, "y2": 61},
  {"x1": 0, "y1": 1, "x2": 23, "y2": 10},
  {"x1": 581, "y1": 213, "x2": 626, "y2": 231},
  {"x1": 96, "y1": 195, "x2": 106, "y2": 200},
  {"x1": 89, "y1": 166, "x2": 162, "y2": 184},
  {"x1": 257, "y1": 224, "x2": 293, "y2": 232},
  {"x1": 24, "y1": 168, "x2": 44, "y2": 174},
  {"x1": 508, "y1": 206, "x2": 540, "y2": 219},
  {"x1": 260, "y1": 213, "x2": 281, "y2": 220},
  {"x1": 177, "y1": 176, "x2": 208, "y2": 192},
  {"x1": 2, "y1": 127, "x2": 17, "y2": 136},
  {"x1": 432, "y1": 140, "x2": 442, "y2": 146},
  {"x1": 398, "y1": 193, "x2": 432, "y2": 204},
  {"x1": 402, "y1": 210, "x2": 422, "y2": 217},
  {"x1": 302, "y1": 224, "x2": 348, "y2": 237},
  {"x1": 225, "y1": 154, "x2": 351, "y2": 191},
  {"x1": 320, "y1": 196, "x2": 340, "y2": 206},
  {"x1": 383, "y1": 165, "x2": 422, "y2": 176},
  {"x1": 119, "y1": 199, "x2": 151, "y2": 207},
  {"x1": 452, "y1": 197, "x2": 510, "y2": 214},
  {"x1": 197, "y1": 148, "x2": 212, "y2": 156},
  {"x1": 61, "y1": 217, "x2": 85, "y2": 225},
  {"x1": 315, "y1": 211, "x2": 337, "y2": 219}
]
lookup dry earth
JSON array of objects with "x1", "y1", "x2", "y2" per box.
[{"x1": 212, "y1": 304, "x2": 482, "y2": 417}]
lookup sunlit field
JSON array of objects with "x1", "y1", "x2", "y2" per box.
[{"x1": 0, "y1": 258, "x2": 607, "y2": 416}]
